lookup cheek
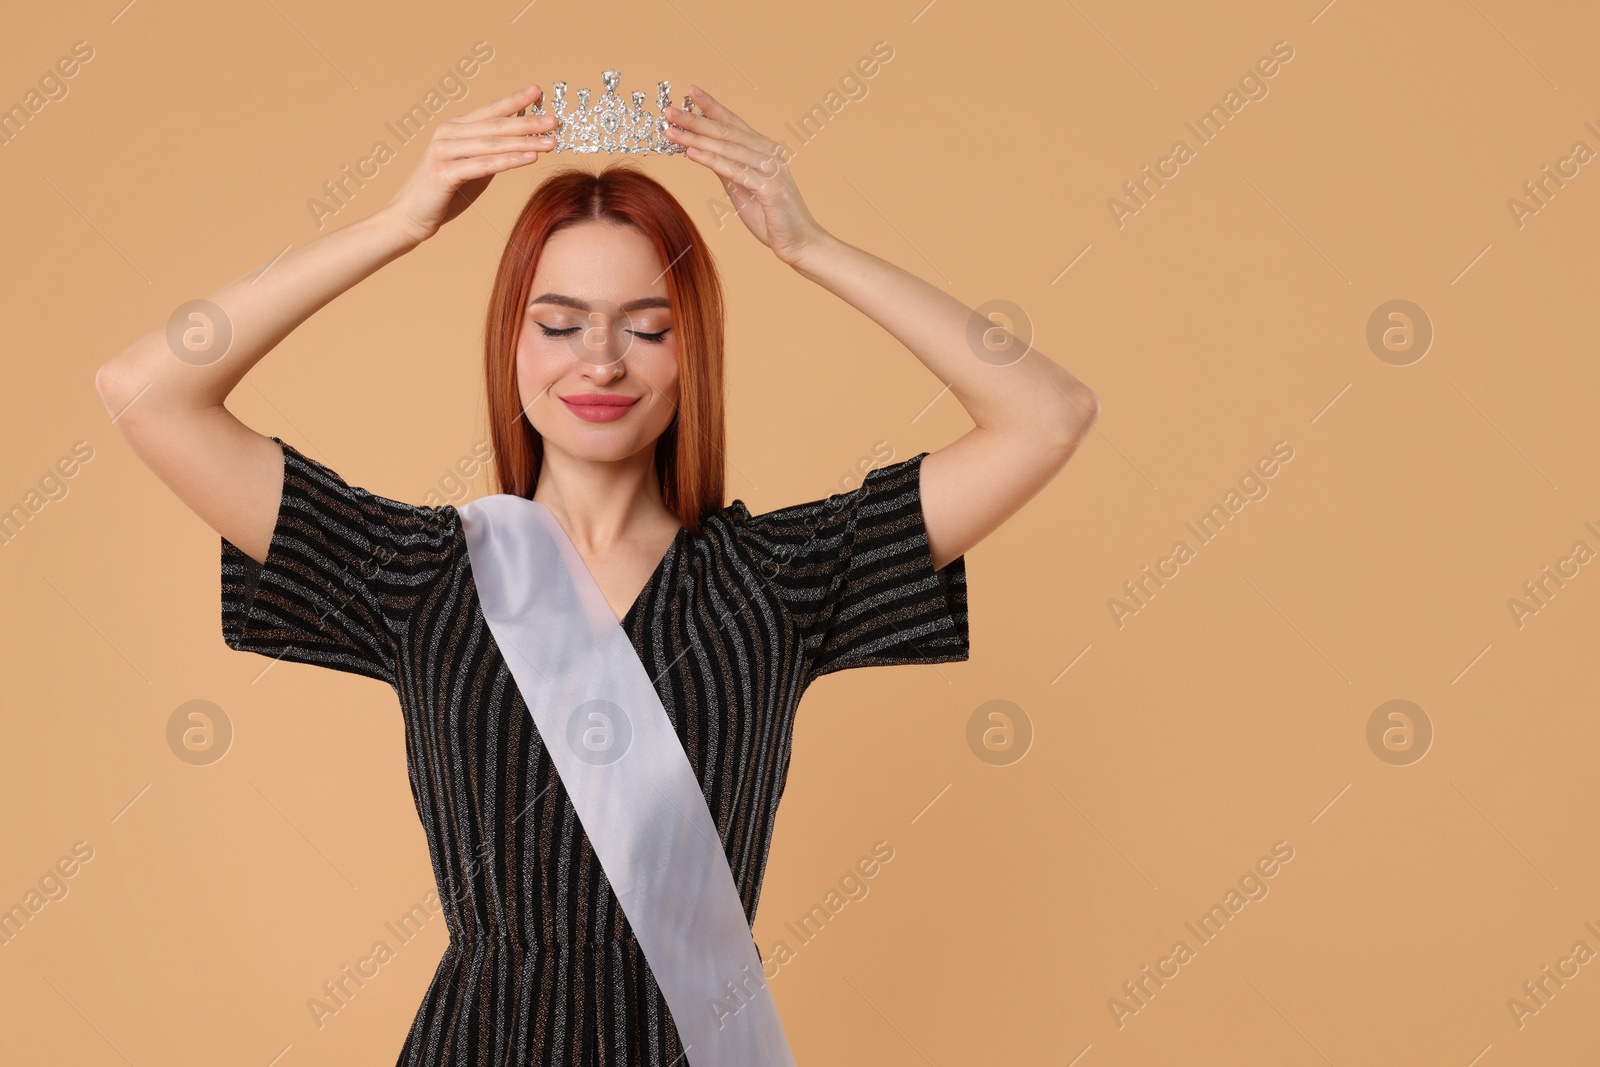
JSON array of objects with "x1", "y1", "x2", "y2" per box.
[
  {"x1": 652, "y1": 335, "x2": 681, "y2": 379},
  {"x1": 516, "y1": 334, "x2": 562, "y2": 392},
  {"x1": 650, "y1": 347, "x2": 681, "y2": 400}
]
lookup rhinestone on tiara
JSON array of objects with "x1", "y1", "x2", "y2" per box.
[{"x1": 520, "y1": 69, "x2": 700, "y2": 155}]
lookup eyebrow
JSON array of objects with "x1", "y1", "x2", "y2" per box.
[{"x1": 527, "y1": 293, "x2": 671, "y2": 312}]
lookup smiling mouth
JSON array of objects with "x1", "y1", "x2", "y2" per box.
[{"x1": 559, "y1": 394, "x2": 638, "y2": 422}]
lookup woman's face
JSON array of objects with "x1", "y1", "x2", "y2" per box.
[{"x1": 517, "y1": 220, "x2": 680, "y2": 463}]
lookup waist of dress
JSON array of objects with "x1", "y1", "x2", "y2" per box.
[{"x1": 444, "y1": 932, "x2": 645, "y2": 952}]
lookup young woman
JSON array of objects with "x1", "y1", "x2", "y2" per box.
[{"x1": 96, "y1": 83, "x2": 1098, "y2": 1066}]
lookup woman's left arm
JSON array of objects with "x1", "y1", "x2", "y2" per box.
[
  {"x1": 785, "y1": 234, "x2": 1100, "y2": 571},
  {"x1": 666, "y1": 87, "x2": 1100, "y2": 571}
]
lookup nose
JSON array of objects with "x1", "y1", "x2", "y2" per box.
[
  {"x1": 583, "y1": 352, "x2": 625, "y2": 382},
  {"x1": 573, "y1": 314, "x2": 631, "y2": 369}
]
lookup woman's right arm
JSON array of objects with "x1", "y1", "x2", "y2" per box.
[{"x1": 94, "y1": 84, "x2": 557, "y2": 565}]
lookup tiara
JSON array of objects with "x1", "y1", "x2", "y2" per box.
[{"x1": 521, "y1": 69, "x2": 700, "y2": 155}]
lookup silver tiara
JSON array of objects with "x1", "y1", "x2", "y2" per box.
[{"x1": 521, "y1": 69, "x2": 700, "y2": 155}]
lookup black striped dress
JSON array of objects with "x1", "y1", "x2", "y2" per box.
[{"x1": 221, "y1": 437, "x2": 970, "y2": 1066}]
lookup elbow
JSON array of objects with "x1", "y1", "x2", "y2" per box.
[
  {"x1": 94, "y1": 355, "x2": 144, "y2": 422},
  {"x1": 1048, "y1": 384, "x2": 1100, "y2": 455},
  {"x1": 1070, "y1": 386, "x2": 1101, "y2": 430}
]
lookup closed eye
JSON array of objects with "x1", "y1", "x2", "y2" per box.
[{"x1": 534, "y1": 323, "x2": 671, "y2": 343}]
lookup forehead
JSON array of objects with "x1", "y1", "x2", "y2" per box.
[{"x1": 530, "y1": 221, "x2": 668, "y2": 301}]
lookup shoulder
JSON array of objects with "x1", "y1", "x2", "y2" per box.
[
  {"x1": 724, "y1": 452, "x2": 928, "y2": 540},
  {"x1": 717, "y1": 451, "x2": 932, "y2": 594},
  {"x1": 271, "y1": 437, "x2": 464, "y2": 575},
  {"x1": 220, "y1": 437, "x2": 467, "y2": 681},
  {"x1": 714, "y1": 452, "x2": 967, "y2": 679}
]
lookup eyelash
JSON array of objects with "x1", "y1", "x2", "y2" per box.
[{"x1": 535, "y1": 323, "x2": 671, "y2": 344}]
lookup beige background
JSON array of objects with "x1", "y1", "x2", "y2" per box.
[{"x1": 3, "y1": 0, "x2": 1598, "y2": 1063}]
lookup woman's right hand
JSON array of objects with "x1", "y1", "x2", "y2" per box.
[{"x1": 379, "y1": 84, "x2": 561, "y2": 245}]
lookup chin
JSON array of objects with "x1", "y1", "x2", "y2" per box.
[{"x1": 540, "y1": 428, "x2": 660, "y2": 462}]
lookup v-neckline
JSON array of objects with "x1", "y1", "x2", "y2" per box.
[{"x1": 615, "y1": 525, "x2": 687, "y2": 628}]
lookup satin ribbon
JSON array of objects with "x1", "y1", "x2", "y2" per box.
[{"x1": 458, "y1": 494, "x2": 797, "y2": 1067}]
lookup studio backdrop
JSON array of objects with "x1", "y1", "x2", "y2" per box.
[{"x1": 2, "y1": 1, "x2": 1598, "y2": 1064}]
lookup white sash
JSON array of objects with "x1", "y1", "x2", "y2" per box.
[{"x1": 457, "y1": 494, "x2": 797, "y2": 1067}]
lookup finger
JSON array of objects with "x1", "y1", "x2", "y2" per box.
[
  {"x1": 439, "y1": 112, "x2": 560, "y2": 140},
  {"x1": 662, "y1": 88, "x2": 761, "y2": 151},
  {"x1": 716, "y1": 172, "x2": 747, "y2": 205},
  {"x1": 685, "y1": 85, "x2": 752, "y2": 133},
  {"x1": 685, "y1": 85, "x2": 767, "y2": 147},
  {"x1": 659, "y1": 105, "x2": 764, "y2": 163},
  {"x1": 683, "y1": 144, "x2": 763, "y2": 192},
  {"x1": 444, "y1": 151, "x2": 544, "y2": 183},
  {"x1": 666, "y1": 122, "x2": 777, "y2": 175},
  {"x1": 438, "y1": 133, "x2": 558, "y2": 159},
  {"x1": 456, "y1": 84, "x2": 543, "y2": 125}
]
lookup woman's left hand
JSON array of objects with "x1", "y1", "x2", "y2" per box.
[{"x1": 664, "y1": 86, "x2": 829, "y2": 268}]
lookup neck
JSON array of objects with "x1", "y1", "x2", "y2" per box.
[{"x1": 531, "y1": 445, "x2": 678, "y2": 551}]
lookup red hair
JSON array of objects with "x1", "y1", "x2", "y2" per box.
[{"x1": 483, "y1": 162, "x2": 726, "y2": 533}]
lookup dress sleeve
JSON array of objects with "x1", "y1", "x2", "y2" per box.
[
  {"x1": 220, "y1": 436, "x2": 460, "y2": 687},
  {"x1": 733, "y1": 450, "x2": 970, "y2": 684}
]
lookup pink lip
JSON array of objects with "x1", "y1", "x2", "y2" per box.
[{"x1": 560, "y1": 393, "x2": 638, "y2": 422}]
